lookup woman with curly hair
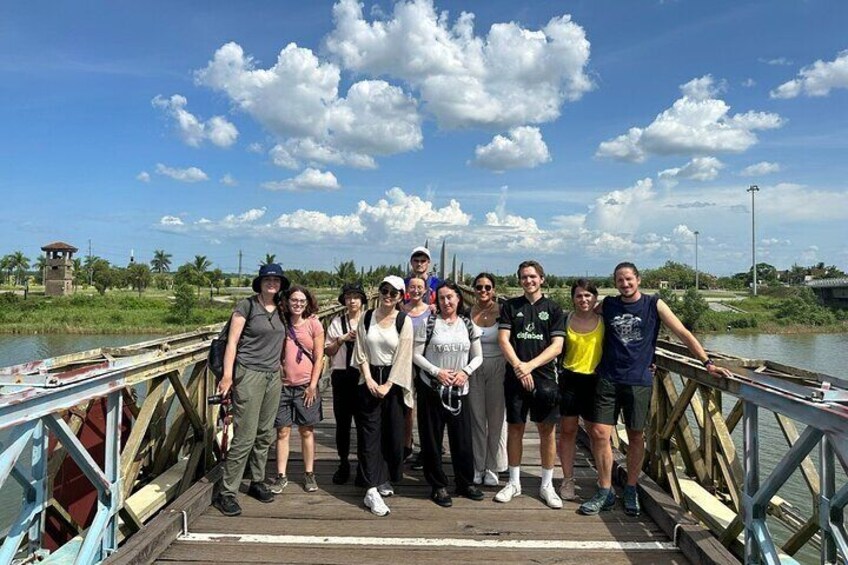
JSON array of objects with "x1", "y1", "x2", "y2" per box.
[{"x1": 270, "y1": 285, "x2": 325, "y2": 494}]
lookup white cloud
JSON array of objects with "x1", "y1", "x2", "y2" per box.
[
  {"x1": 759, "y1": 57, "x2": 793, "y2": 66},
  {"x1": 679, "y1": 74, "x2": 726, "y2": 100},
  {"x1": 154, "y1": 180, "x2": 848, "y2": 273},
  {"x1": 247, "y1": 142, "x2": 264, "y2": 153},
  {"x1": 270, "y1": 139, "x2": 376, "y2": 170},
  {"x1": 136, "y1": 171, "x2": 150, "y2": 182},
  {"x1": 658, "y1": 156, "x2": 724, "y2": 186},
  {"x1": 262, "y1": 168, "x2": 340, "y2": 191},
  {"x1": 159, "y1": 215, "x2": 184, "y2": 226},
  {"x1": 222, "y1": 208, "x2": 266, "y2": 224},
  {"x1": 770, "y1": 50, "x2": 848, "y2": 99},
  {"x1": 741, "y1": 78, "x2": 756, "y2": 88},
  {"x1": 154, "y1": 163, "x2": 209, "y2": 183},
  {"x1": 324, "y1": 0, "x2": 593, "y2": 129},
  {"x1": 740, "y1": 161, "x2": 781, "y2": 177},
  {"x1": 472, "y1": 126, "x2": 551, "y2": 171},
  {"x1": 597, "y1": 75, "x2": 784, "y2": 162},
  {"x1": 195, "y1": 42, "x2": 422, "y2": 167},
  {"x1": 151, "y1": 94, "x2": 238, "y2": 147},
  {"x1": 220, "y1": 173, "x2": 238, "y2": 186}
]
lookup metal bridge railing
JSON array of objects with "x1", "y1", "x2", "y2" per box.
[
  {"x1": 0, "y1": 294, "x2": 377, "y2": 565},
  {"x1": 642, "y1": 339, "x2": 848, "y2": 564}
]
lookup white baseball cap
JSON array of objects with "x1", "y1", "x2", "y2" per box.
[
  {"x1": 380, "y1": 275, "x2": 406, "y2": 292},
  {"x1": 410, "y1": 246, "x2": 431, "y2": 260}
]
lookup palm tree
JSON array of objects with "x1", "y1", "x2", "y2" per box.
[
  {"x1": 35, "y1": 255, "x2": 48, "y2": 285},
  {"x1": 0, "y1": 255, "x2": 11, "y2": 285},
  {"x1": 334, "y1": 260, "x2": 358, "y2": 284},
  {"x1": 9, "y1": 251, "x2": 30, "y2": 286},
  {"x1": 260, "y1": 253, "x2": 276, "y2": 267},
  {"x1": 151, "y1": 249, "x2": 172, "y2": 273},
  {"x1": 191, "y1": 255, "x2": 212, "y2": 286}
]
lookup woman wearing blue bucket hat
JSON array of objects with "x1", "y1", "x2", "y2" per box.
[{"x1": 213, "y1": 263, "x2": 289, "y2": 517}]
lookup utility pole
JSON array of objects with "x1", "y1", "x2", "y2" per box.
[
  {"x1": 88, "y1": 239, "x2": 93, "y2": 286},
  {"x1": 747, "y1": 185, "x2": 760, "y2": 296},
  {"x1": 237, "y1": 250, "x2": 243, "y2": 284},
  {"x1": 694, "y1": 230, "x2": 700, "y2": 291}
]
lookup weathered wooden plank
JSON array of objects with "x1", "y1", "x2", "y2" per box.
[{"x1": 157, "y1": 545, "x2": 689, "y2": 565}]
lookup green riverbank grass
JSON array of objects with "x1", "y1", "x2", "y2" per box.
[{"x1": 0, "y1": 291, "x2": 234, "y2": 334}]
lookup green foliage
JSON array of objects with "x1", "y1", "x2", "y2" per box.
[
  {"x1": 151, "y1": 249, "x2": 172, "y2": 273},
  {"x1": 170, "y1": 283, "x2": 197, "y2": 322},
  {"x1": 153, "y1": 273, "x2": 172, "y2": 290},
  {"x1": 127, "y1": 263, "x2": 152, "y2": 296},
  {"x1": 91, "y1": 259, "x2": 116, "y2": 295},
  {"x1": 775, "y1": 287, "x2": 836, "y2": 326},
  {"x1": 678, "y1": 288, "x2": 709, "y2": 330},
  {"x1": 657, "y1": 287, "x2": 678, "y2": 308}
]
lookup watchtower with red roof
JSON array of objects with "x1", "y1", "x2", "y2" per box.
[{"x1": 41, "y1": 241, "x2": 78, "y2": 296}]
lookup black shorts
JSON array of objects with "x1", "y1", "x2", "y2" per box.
[
  {"x1": 589, "y1": 377, "x2": 652, "y2": 431},
  {"x1": 558, "y1": 369, "x2": 598, "y2": 420},
  {"x1": 275, "y1": 384, "x2": 323, "y2": 428},
  {"x1": 504, "y1": 374, "x2": 559, "y2": 425}
]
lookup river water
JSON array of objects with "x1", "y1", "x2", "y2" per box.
[{"x1": 0, "y1": 332, "x2": 845, "y2": 561}]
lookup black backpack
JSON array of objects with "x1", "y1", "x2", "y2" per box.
[
  {"x1": 208, "y1": 298, "x2": 255, "y2": 382},
  {"x1": 363, "y1": 308, "x2": 408, "y2": 335}
]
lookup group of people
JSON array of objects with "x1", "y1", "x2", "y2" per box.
[{"x1": 212, "y1": 249, "x2": 732, "y2": 519}]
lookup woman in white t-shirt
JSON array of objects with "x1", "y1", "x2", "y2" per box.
[
  {"x1": 324, "y1": 282, "x2": 366, "y2": 485},
  {"x1": 352, "y1": 275, "x2": 414, "y2": 517},
  {"x1": 413, "y1": 281, "x2": 484, "y2": 508}
]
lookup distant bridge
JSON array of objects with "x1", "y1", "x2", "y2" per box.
[{"x1": 806, "y1": 277, "x2": 848, "y2": 308}]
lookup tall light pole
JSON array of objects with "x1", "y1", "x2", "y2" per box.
[
  {"x1": 747, "y1": 185, "x2": 760, "y2": 296},
  {"x1": 694, "y1": 230, "x2": 700, "y2": 291}
]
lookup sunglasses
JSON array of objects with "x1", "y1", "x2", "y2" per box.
[
  {"x1": 379, "y1": 287, "x2": 400, "y2": 298},
  {"x1": 475, "y1": 284, "x2": 493, "y2": 291}
]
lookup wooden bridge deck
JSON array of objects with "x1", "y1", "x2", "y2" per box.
[{"x1": 154, "y1": 399, "x2": 693, "y2": 565}]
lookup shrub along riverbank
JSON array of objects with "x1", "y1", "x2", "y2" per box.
[{"x1": 1, "y1": 285, "x2": 844, "y2": 335}]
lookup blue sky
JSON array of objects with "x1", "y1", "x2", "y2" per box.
[{"x1": 2, "y1": 0, "x2": 846, "y2": 277}]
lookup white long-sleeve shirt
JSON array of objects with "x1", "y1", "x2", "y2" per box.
[{"x1": 413, "y1": 316, "x2": 482, "y2": 395}]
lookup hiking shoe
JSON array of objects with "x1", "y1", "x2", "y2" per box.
[
  {"x1": 304, "y1": 472, "x2": 318, "y2": 492},
  {"x1": 332, "y1": 462, "x2": 350, "y2": 485},
  {"x1": 431, "y1": 487, "x2": 453, "y2": 508},
  {"x1": 410, "y1": 451, "x2": 424, "y2": 471},
  {"x1": 457, "y1": 485, "x2": 485, "y2": 501},
  {"x1": 494, "y1": 482, "x2": 521, "y2": 503},
  {"x1": 377, "y1": 482, "x2": 394, "y2": 497},
  {"x1": 364, "y1": 488, "x2": 390, "y2": 517},
  {"x1": 540, "y1": 484, "x2": 563, "y2": 509},
  {"x1": 559, "y1": 477, "x2": 578, "y2": 501},
  {"x1": 578, "y1": 488, "x2": 616, "y2": 515},
  {"x1": 473, "y1": 470, "x2": 484, "y2": 485},
  {"x1": 213, "y1": 494, "x2": 242, "y2": 517},
  {"x1": 247, "y1": 481, "x2": 274, "y2": 503},
  {"x1": 483, "y1": 470, "x2": 499, "y2": 487},
  {"x1": 269, "y1": 474, "x2": 288, "y2": 494},
  {"x1": 623, "y1": 485, "x2": 641, "y2": 516}
]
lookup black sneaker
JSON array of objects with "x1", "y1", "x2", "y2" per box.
[
  {"x1": 410, "y1": 451, "x2": 424, "y2": 471},
  {"x1": 431, "y1": 487, "x2": 453, "y2": 508},
  {"x1": 403, "y1": 445, "x2": 414, "y2": 461},
  {"x1": 247, "y1": 481, "x2": 274, "y2": 503},
  {"x1": 213, "y1": 494, "x2": 242, "y2": 516},
  {"x1": 458, "y1": 485, "x2": 485, "y2": 501},
  {"x1": 333, "y1": 461, "x2": 351, "y2": 485}
]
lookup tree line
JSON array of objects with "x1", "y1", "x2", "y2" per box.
[{"x1": 2, "y1": 249, "x2": 845, "y2": 296}]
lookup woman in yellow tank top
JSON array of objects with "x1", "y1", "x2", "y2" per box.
[{"x1": 558, "y1": 279, "x2": 603, "y2": 502}]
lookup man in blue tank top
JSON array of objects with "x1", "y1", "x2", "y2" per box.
[{"x1": 579, "y1": 262, "x2": 732, "y2": 517}]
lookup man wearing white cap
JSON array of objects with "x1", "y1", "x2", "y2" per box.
[{"x1": 406, "y1": 246, "x2": 440, "y2": 309}]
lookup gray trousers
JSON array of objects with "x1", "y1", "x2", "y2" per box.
[
  {"x1": 221, "y1": 364, "x2": 282, "y2": 496},
  {"x1": 468, "y1": 356, "x2": 507, "y2": 473}
]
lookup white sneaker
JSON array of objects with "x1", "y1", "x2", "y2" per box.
[
  {"x1": 559, "y1": 477, "x2": 577, "y2": 501},
  {"x1": 483, "y1": 470, "x2": 499, "y2": 487},
  {"x1": 540, "y1": 484, "x2": 563, "y2": 509},
  {"x1": 364, "y1": 488, "x2": 390, "y2": 517},
  {"x1": 473, "y1": 470, "x2": 484, "y2": 485},
  {"x1": 494, "y1": 482, "x2": 521, "y2": 503}
]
